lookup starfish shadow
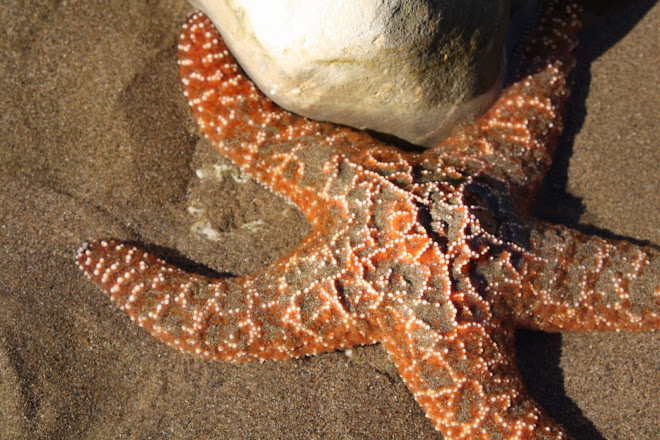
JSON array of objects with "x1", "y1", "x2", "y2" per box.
[
  {"x1": 533, "y1": 0, "x2": 657, "y2": 237},
  {"x1": 516, "y1": 331, "x2": 606, "y2": 440},
  {"x1": 521, "y1": 2, "x2": 658, "y2": 439},
  {"x1": 119, "y1": 239, "x2": 232, "y2": 280}
]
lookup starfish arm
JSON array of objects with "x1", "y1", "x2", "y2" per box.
[
  {"x1": 178, "y1": 12, "x2": 400, "y2": 221},
  {"x1": 378, "y1": 311, "x2": 572, "y2": 439},
  {"x1": 421, "y1": 0, "x2": 581, "y2": 207},
  {"x1": 77, "y1": 239, "x2": 377, "y2": 361},
  {"x1": 498, "y1": 223, "x2": 660, "y2": 331}
]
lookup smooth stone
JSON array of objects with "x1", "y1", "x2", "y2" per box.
[{"x1": 188, "y1": 0, "x2": 511, "y2": 147}]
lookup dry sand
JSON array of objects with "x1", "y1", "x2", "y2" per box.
[{"x1": 0, "y1": 1, "x2": 658, "y2": 439}]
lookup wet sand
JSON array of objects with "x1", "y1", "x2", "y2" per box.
[{"x1": 1, "y1": 1, "x2": 658, "y2": 439}]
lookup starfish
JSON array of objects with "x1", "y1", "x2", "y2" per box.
[{"x1": 77, "y1": 1, "x2": 659, "y2": 438}]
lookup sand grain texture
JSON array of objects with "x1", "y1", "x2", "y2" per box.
[{"x1": 1, "y1": 1, "x2": 658, "y2": 439}]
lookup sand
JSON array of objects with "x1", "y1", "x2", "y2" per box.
[{"x1": 0, "y1": 1, "x2": 658, "y2": 439}]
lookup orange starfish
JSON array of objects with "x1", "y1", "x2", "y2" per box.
[{"x1": 77, "y1": 1, "x2": 659, "y2": 438}]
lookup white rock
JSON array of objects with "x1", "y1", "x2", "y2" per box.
[{"x1": 188, "y1": 0, "x2": 511, "y2": 147}]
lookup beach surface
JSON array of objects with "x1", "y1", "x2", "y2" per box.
[{"x1": 1, "y1": 1, "x2": 658, "y2": 438}]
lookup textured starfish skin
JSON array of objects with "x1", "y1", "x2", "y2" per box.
[{"x1": 77, "y1": 1, "x2": 660, "y2": 438}]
